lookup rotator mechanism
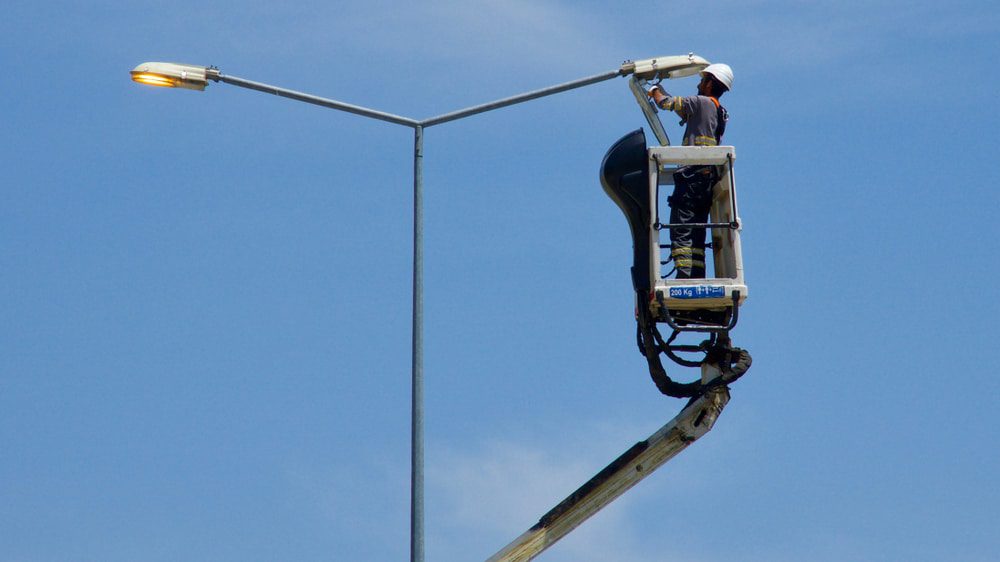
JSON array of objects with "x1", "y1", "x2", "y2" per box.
[{"x1": 600, "y1": 57, "x2": 752, "y2": 397}]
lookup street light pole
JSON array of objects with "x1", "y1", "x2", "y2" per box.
[
  {"x1": 208, "y1": 69, "x2": 419, "y2": 127},
  {"x1": 420, "y1": 69, "x2": 622, "y2": 127},
  {"x1": 132, "y1": 55, "x2": 709, "y2": 561},
  {"x1": 134, "y1": 65, "x2": 621, "y2": 562},
  {"x1": 411, "y1": 123, "x2": 424, "y2": 562},
  {"x1": 133, "y1": 64, "x2": 621, "y2": 562}
]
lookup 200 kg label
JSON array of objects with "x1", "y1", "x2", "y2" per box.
[{"x1": 668, "y1": 286, "x2": 725, "y2": 299}]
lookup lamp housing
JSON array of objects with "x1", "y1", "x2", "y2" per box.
[
  {"x1": 622, "y1": 53, "x2": 710, "y2": 81},
  {"x1": 131, "y1": 62, "x2": 209, "y2": 91}
]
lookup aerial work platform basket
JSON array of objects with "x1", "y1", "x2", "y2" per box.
[
  {"x1": 648, "y1": 144, "x2": 746, "y2": 330},
  {"x1": 600, "y1": 129, "x2": 747, "y2": 334}
]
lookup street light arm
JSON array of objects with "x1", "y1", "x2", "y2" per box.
[
  {"x1": 208, "y1": 69, "x2": 420, "y2": 128},
  {"x1": 420, "y1": 68, "x2": 623, "y2": 128}
]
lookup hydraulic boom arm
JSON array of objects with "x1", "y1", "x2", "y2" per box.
[{"x1": 485, "y1": 387, "x2": 730, "y2": 562}]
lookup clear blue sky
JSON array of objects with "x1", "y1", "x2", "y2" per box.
[{"x1": 3, "y1": 1, "x2": 998, "y2": 561}]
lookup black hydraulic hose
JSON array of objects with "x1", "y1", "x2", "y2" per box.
[
  {"x1": 657, "y1": 328, "x2": 706, "y2": 369},
  {"x1": 721, "y1": 347, "x2": 752, "y2": 383},
  {"x1": 637, "y1": 304, "x2": 701, "y2": 398},
  {"x1": 703, "y1": 346, "x2": 753, "y2": 390},
  {"x1": 642, "y1": 331, "x2": 701, "y2": 397},
  {"x1": 635, "y1": 294, "x2": 753, "y2": 399}
]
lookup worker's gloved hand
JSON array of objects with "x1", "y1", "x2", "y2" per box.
[{"x1": 646, "y1": 85, "x2": 663, "y2": 98}]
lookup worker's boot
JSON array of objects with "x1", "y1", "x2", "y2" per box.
[
  {"x1": 667, "y1": 205, "x2": 707, "y2": 278},
  {"x1": 670, "y1": 245, "x2": 706, "y2": 278}
]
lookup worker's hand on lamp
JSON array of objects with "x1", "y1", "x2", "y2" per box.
[{"x1": 647, "y1": 85, "x2": 666, "y2": 106}]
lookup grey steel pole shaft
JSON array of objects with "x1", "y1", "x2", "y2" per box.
[{"x1": 411, "y1": 125, "x2": 425, "y2": 562}]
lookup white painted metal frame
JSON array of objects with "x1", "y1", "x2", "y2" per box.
[{"x1": 649, "y1": 146, "x2": 748, "y2": 311}]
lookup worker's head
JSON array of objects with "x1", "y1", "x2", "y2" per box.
[{"x1": 699, "y1": 63, "x2": 733, "y2": 97}]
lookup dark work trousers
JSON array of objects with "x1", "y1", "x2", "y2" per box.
[{"x1": 668, "y1": 166, "x2": 717, "y2": 279}]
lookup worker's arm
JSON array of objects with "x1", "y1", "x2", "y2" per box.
[{"x1": 647, "y1": 85, "x2": 687, "y2": 117}]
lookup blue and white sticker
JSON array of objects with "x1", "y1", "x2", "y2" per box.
[{"x1": 668, "y1": 285, "x2": 726, "y2": 299}]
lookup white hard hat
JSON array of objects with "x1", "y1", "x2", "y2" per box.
[{"x1": 701, "y1": 63, "x2": 733, "y2": 91}]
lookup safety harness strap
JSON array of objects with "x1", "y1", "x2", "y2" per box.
[{"x1": 709, "y1": 96, "x2": 728, "y2": 144}]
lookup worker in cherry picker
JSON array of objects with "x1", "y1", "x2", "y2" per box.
[{"x1": 647, "y1": 63, "x2": 733, "y2": 279}]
